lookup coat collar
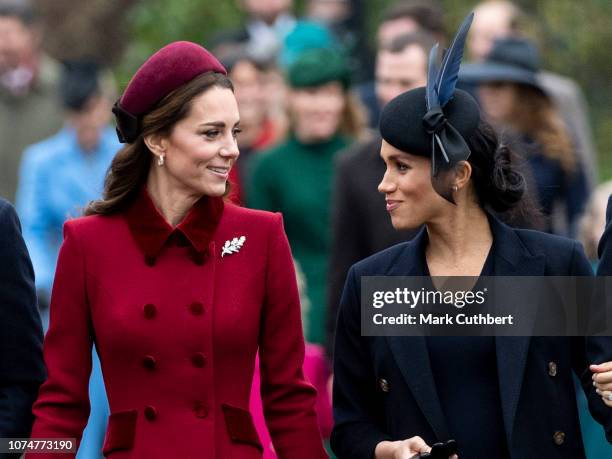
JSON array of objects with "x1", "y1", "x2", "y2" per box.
[
  {"x1": 124, "y1": 186, "x2": 224, "y2": 264},
  {"x1": 384, "y1": 213, "x2": 546, "y2": 444}
]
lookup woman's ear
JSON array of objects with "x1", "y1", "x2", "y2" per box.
[
  {"x1": 454, "y1": 160, "x2": 472, "y2": 190},
  {"x1": 143, "y1": 133, "x2": 167, "y2": 159}
]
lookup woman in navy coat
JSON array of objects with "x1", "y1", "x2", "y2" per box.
[
  {"x1": 28, "y1": 42, "x2": 327, "y2": 459},
  {"x1": 331, "y1": 14, "x2": 612, "y2": 459}
]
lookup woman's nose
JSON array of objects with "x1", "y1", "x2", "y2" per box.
[{"x1": 378, "y1": 170, "x2": 395, "y2": 194}]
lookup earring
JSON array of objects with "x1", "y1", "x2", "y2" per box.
[
  {"x1": 452, "y1": 184, "x2": 458, "y2": 192},
  {"x1": 157, "y1": 153, "x2": 165, "y2": 167}
]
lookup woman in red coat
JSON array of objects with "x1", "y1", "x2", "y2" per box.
[{"x1": 28, "y1": 41, "x2": 328, "y2": 459}]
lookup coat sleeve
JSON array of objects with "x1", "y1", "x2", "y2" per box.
[
  {"x1": 259, "y1": 213, "x2": 328, "y2": 458},
  {"x1": 0, "y1": 200, "x2": 45, "y2": 452},
  {"x1": 27, "y1": 221, "x2": 93, "y2": 458},
  {"x1": 331, "y1": 266, "x2": 391, "y2": 459}
]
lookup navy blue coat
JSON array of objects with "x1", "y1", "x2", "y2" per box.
[
  {"x1": 0, "y1": 198, "x2": 45, "y2": 448},
  {"x1": 332, "y1": 215, "x2": 612, "y2": 459},
  {"x1": 597, "y1": 196, "x2": 612, "y2": 276}
]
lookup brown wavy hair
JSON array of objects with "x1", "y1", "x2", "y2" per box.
[
  {"x1": 505, "y1": 83, "x2": 576, "y2": 173},
  {"x1": 85, "y1": 72, "x2": 233, "y2": 216}
]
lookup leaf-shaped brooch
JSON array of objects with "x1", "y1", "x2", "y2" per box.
[{"x1": 221, "y1": 236, "x2": 246, "y2": 257}]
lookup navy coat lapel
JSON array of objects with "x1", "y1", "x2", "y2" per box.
[
  {"x1": 385, "y1": 229, "x2": 451, "y2": 440},
  {"x1": 488, "y1": 216, "x2": 545, "y2": 445}
]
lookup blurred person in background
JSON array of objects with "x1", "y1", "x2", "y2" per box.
[
  {"x1": 376, "y1": 0, "x2": 446, "y2": 49},
  {"x1": 213, "y1": 0, "x2": 296, "y2": 63},
  {"x1": 248, "y1": 47, "x2": 366, "y2": 346},
  {"x1": 15, "y1": 60, "x2": 117, "y2": 459},
  {"x1": 462, "y1": 37, "x2": 589, "y2": 236},
  {"x1": 468, "y1": 0, "x2": 598, "y2": 189},
  {"x1": 305, "y1": 0, "x2": 373, "y2": 84},
  {"x1": 0, "y1": 198, "x2": 45, "y2": 459},
  {"x1": 217, "y1": 47, "x2": 285, "y2": 204},
  {"x1": 358, "y1": 0, "x2": 446, "y2": 128},
  {"x1": 16, "y1": 61, "x2": 118, "y2": 315},
  {"x1": 0, "y1": 0, "x2": 63, "y2": 203},
  {"x1": 326, "y1": 31, "x2": 434, "y2": 356}
]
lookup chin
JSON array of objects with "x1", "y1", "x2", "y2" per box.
[
  {"x1": 197, "y1": 184, "x2": 227, "y2": 198},
  {"x1": 391, "y1": 215, "x2": 423, "y2": 231}
]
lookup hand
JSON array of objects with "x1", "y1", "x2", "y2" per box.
[
  {"x1": 591, "y1": 361, "x2": 612, "y2": 407},
  {"x1": 375, "y1": 437, "x2": 459, "y2": 459},
  {"x1": 374, "y1": 437, "x2": 430, "y2": 459}
]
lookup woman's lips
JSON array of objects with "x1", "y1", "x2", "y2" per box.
[
  {"x1": 207, "y1": 166, "x2": 230, "y2": 178},
  {"x1": 386, "y1": 200, "x2": 401, "y2": 212}
]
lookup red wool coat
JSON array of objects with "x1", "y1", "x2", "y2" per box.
[{"x1": 28, "y1": 188, "x2": 327, "y2": 459}]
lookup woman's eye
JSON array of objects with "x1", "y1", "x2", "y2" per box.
[
  {"x1": 232, "y1": 128, "x2": 242, "y2": 138},
  {"x1": 397, "y1": 162, "x2": 410, "y2": 172},
  {"x1": 203, "y1": 130, "x2": 219, "y2": 138}
]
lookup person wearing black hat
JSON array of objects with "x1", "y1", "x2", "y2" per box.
[
  {"x1": 331, "y1": 14, "x2": 612, "y2": 459},
  {"x1": 27, "y1": 42, "x2": 327, "y2": 458},
  {"x1": 461, "y1": 37, "x2": 589, "y2": 237}
]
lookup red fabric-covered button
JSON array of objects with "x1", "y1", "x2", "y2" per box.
[
  {"x1": 191, "y1": 352, "x2": 207, "y2": 368},
  {"x1": 193, "y1": 401, "x2": 209, "y2": 419},
  {"x1": 144, "y1": 405, "x2": 157, "y2": 421},
  {"x1": 189, "y1": 302, "x2": 204, "y2": 316},
  {"x1": 142, "y1": 355, "x2": 156, "y2": 370},
  {"x1": 193, "y1": 251, "x2": 206, "y2": 265},
  {"x1": 143, "y1": 303, "x2": 156, "y2": 319}
]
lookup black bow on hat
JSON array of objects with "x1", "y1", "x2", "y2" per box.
[{"x1": 423, "y1": 12, "x2": 474, "y2": 203}]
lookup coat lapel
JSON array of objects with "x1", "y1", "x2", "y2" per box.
[
  {"x1": 488, "y1": 216, "x2": 545, "y2": 445},
  {"x1": 385, "y1": 229, "x2": 451, "y2": 440}
]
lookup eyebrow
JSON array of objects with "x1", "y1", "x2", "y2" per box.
[
  {"x1": 199, "y1": 121, "x2": 241, "y2": 128},
  {"x1": 385, "y1": 153, "x2": 411, "y2": 161}
]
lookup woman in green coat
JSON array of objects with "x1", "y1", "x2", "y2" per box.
[{"x1": 248, "y1": 47, "x2": 366, "y2": 345}]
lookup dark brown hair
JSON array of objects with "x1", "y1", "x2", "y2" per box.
[
  {"x1": 466, "y1": 120, "x2": 543, "y2": 228},
  {"x1": 381, "y1": 30, "x2": 436, "y2": 55},
  {"x1": 505, "y1": 83, "x2": 576, "y2": 173},
  {"x1": 381, "y1": 1, "x2": 445, "y2": 38},
  {"x1": 85, "y1": 72, "x2": 233, "y2": 216}
]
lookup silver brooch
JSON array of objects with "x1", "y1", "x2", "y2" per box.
[{"x1": 221, "y1": 236, "x2": 246, "y2": 257}]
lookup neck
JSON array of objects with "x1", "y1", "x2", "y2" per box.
[
  {"x1": 146, "y1": 168, "x2": 200, "y2": 227},
  {"x1": 425, "y1": 202, "x2": 492, "y2": 265}
]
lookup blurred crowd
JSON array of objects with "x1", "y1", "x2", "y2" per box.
[{"x1": 0, "y1": 0, "x2": 609, "y2": 457}]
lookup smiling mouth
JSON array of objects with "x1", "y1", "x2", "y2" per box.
[
  {"x1": 207, "y1": 166, "x2": 230, "y2": 176},
  {"x1": 386, "y1": 201, "x2": 401, "y2": 212}
]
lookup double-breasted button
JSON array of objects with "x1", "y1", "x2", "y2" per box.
[
  {"x1": 378, "y1": 378, "x2": 390, "y2": 393},
  {"x1": 193, "y1": 250, "x2": 209, "y2": 266},
  {"x1": 143, "y1": 303, "x2": 156, "y2": 319},
  {"x1": 143, "y1": 355, "x2": 156, "y2": 370},
  {"x1": 191, "y1": 352, "x2": 207, "y2": 368},
  {"x1": 553, "y1": 431, "x2": 565, "y2": 445},
  {"x1": 144, "y1": 255, "x2": 156, "y2": 267},
  {"x1": 189, "y1": 301, "x2": 204, "y2": 316},
  {"x1": 193, "y1": 401, "x2": 209, "y2": 419},
  {"x1": 548, "y1": 361, "x2": 558, "y2": 377},
  {"x1": 144, "y1": 405, "x2": 157, "y2": 421}
]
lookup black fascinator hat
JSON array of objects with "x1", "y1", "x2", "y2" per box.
[{"x1": 379, "y1": 12, "x2": 480, "y2": 203}]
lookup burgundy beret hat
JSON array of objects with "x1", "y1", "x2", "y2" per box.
[{"x1": 113, "y1": 41, "x2": 227, "y2": 143}]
